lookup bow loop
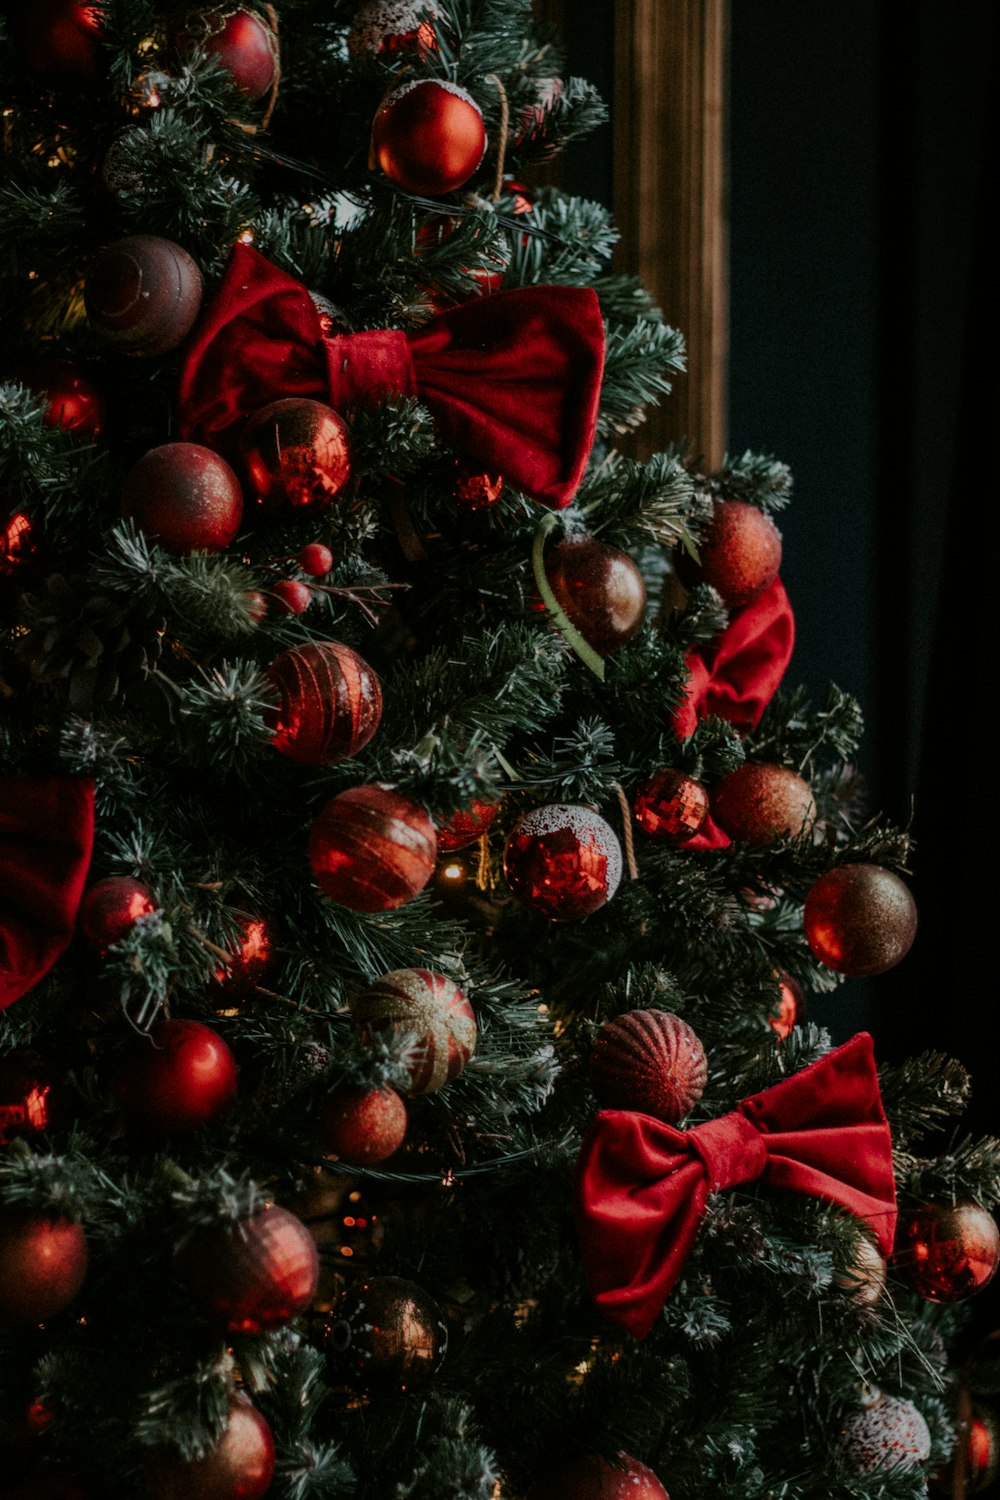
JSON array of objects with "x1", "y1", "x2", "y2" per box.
[{"x1": 689, "y1": 1110, "x2": 767, "y2": 1192}]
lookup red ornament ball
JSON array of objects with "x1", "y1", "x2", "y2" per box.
[
  {"x1": 176, "y1": 6, "x2": 278, "y2": 99},
  {"x1": 309, "y1": 785, "x2": 437, "y2": 912},
  {"x1": 504, "y1": 804, "x2": 622, "y2": 921},
  {"x1": 122, "y1": 442, "x2": 243, "y2": 554},
  {"x1": 695, "y1": 498, "x2": 782, "y2": 608},
  {"x1": 267, "y1": 640, "x2": 382, "y2": 766},
  {"x1": 188, "y1": 1203, "x2": 319, "y2": 1333},
  {"x1": 9, "y1": 358, "x2": 105, "y2": 438},
  {"x1": 710, "y1": 762, "x2": 817, "y2": 846},
  {"x1": 0, "y1": 1212, "x2": 89, "y2": 1324},
  {"x1": 211, "y1": 916, "x2": 273, "y2": 1001},
  {"x1": 769, "y1": 970, "x2": 806, "y2": 1039},
  {"x1": 544, "y1": 538, "x2": 647, "y2": 656},
  {"x1": 453, "y1": 465, "x2": 503, "y2": 510},
  {"x1": 8, "y1": 0, "x2": 104, "y2": 84},
  {"x1": 932, "y1": 1401, "x2": 1000, "y2": 1495},
  {"x1": 894, "y1": 1201, "x2": 1000, "y2": 1303},
  {"x1": 804, "y1": 863, "x2": 918, "y2": 976},
  {"x1": 144, "y1": 1391, "x2": 275, "y2": 1500},
  {"x1": 270, "y1": 578, "x2": 312, "y2": 615},
  {"x1": 351, "y1": 968, "x2": 477, "y2": 1095},
  {"x1": 634, "y1": 768, "x2": 709, "y2": 844},
  {"x1": 115, "y1": 1018, "x2": 237, "y2": 1134},
  {"x1": 324, "y1": 1275, "x2": 448, "y2": 1393},
  {"x1": 320, "y1": 1084, "x2": 408, "y2": 1165},
  {"x1": 835, "y1": 1395, "x2": 931, "y2": 1476},
  {"x1": 78, "y1": 875, "x2": 157, "y2": 956},
  {"x1": 372, "y1": 79, "x2": 487, "y2": 197},
  {"x1": 297, "y1": 541, "x2": 334, "y2": 576},
  {"x1": 436, "y1": 798, "x2": 499, "y2": 852},
  {"x1": 0, "y1": 1054, "x2": 58, "y2": 1146},
  {"x1": 526, "y1": 1452, "x2": 669, "y2": 1500},
  {"x1": 590, "y1": 1010, "x2": 707, "y2": 1123},
  {"x1": 347, "y1": 0, "x2": 441, "y2": 59},
  {"x1": 84, "y1": 235, "x2": 203, "y2": 357},
  {"x1": 1, "y1": 512, "x2": 35, "y2": 574},
  {"x1": 240, "y1": 398, "x2": 352, "y2": 511}
]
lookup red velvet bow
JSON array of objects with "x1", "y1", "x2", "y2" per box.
[
  {"x1": 177, "y1": 243, "x2": 606, "y2": 510},
  {"x1": 1, "y1": 776, "x2": 95, "y2": 1010},
  {"x1": 576, "y1": 1032, "x2": 897, "y2": 1339}
]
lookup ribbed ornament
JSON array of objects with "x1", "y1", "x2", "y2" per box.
[
  {"x1": 308, "y1": 785, "x2": 437, "y2": 911},
  {"x1": 267, "y1": 641, "x2": 382, "y2": 766},
  {"x1": 590, "y1": 1010, "x2": 707, "y2": 1123},
  {"x1": 351, "y1": 968, "x2": 476, "y2": 1094}
]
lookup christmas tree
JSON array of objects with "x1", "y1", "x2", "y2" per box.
[{"x1": 2, "y1": 2, "x2": 1000, "y2": 1496}]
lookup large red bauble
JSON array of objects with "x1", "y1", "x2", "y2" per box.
[
  {"x1": 695, "y1": 498, "x2": 782, "y2": 608},
  {"x1": 526, "y1": 1452, "x2": 669, "y2": 1500},
  {"x1": 543, "y1": 538, "x2": 647, "y2": 656},
  {"x1": 84, "y1": 236, "x2": 203, "y2": 357},
  {"x1": 115, "y1": 1018, "x2": 238, "y2": 1134},
  {"x1": 835, "y1": 1395, "x2": 931, "y2": 1476},
  {"x1": 503, "y1": 804, "x2": 622, "y2": 921},
  {"x1": 347, "y1": 0, "x2": 441, "y2": 60},
  {"x1": 323, "y1": 1275, "x2": 448, "y2": 1393},
  {"x1": 176, "y1": 6, "x2": 278, "y2": 99},
  {"x1": 320, "y1": 1084, "x2": 408, "y2": 1165},
  {"x1": 77, "y1": 875, "x2": 157, "y2": 957},
  {"x1": 893, "y1": 1201, "x2": 1000, "y2": 1303},
  {"x1": 634, "y1": 768, "x2": 709, "y2": 844},
  {"x1": 351, "y1": 968, "x2": 477, "y2": 1095},
  {"x1": 372, "y1": 79, "x2": 487, "y2": 197},
  {"x1": 266, "y1": 641, "x2": 382, "y2": 766},
  {"x1": 308, "y1": 785, "x2": 437, "y2": 911},
  {"x1": 188, "y1": 1203, "x2": 319, "y2": 1333},
  {"x1": 122, "y1": 443, "x2": 243, "y2": 554},
  {"x1": 590, "y1": 1010, "x2": 707, "y2": 1123},
  {"x1": 8, "y1": 0, "x2": 104, "y2": 84},
  {"x1": 240, "y1": 399, "x2": 352, "y2": 511},
  {"x1": 144, "y1": 1391, "x2": 275, "y2": 1500},
  {"x1": 436, "y1": 799, "x2": 499, "y2": 852},
  {"x1": 710, "y1": 762, "x2": 817, "y2": 846},
  {"x1": 0, "y1": 1212, "x2": 89, "y2": 1324},
  {"x1": 9, "y1": 358, "x2": 105, "y2": 438},
  {"x1": 804, "y1": 863, "x2": 917, "y2": 976}
]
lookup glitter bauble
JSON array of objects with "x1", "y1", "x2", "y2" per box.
[
  {"x1": 309, "y1": 785, "x2": 437, "y2": 912},
  {"x1": 347, "y1": 0, "x2": 441, "y2": 60},
  {"x1": 115, "y1": 1018, "x2": 237, "y2": 1135},
  {"x1": 351, "y1": 968, "x2": 477, "y2": 1095},
  {"x1": 768, "y1": 971, "x2": 806, "y2": 1039},
  {"x1": 0, "y1": 1054, "x2": 58, "y2": 1146},
  {"x1": 0, "y1": 1213, "x2": 89, "y2": 1324},
  {"x1": 122, "y1": 442, "x2": 243, "y2": 554},
  {"x1": 323, "y1": 1275, "x2": 448, "y2": 1393},
  {"x1": 144, "y1": 1392, "x2": 275, "y2": 1500},
  {"x1": 267, "y1": 641, "x2": 382, "y2": 766},
  {"x1": 372, "y1": 79, "x2": 487, "y2": 197},
  {"x1": 804, "y1": 863, "x2": 918, "y2": 976},
  {"x1": 504, "y1": 804, "x2": 622, "y2": 921},
  {"x1": 9, "y1": 358, "x2": 105, "y2": 438},
  {"x1": 835, "y1": 1395, "x2": 931, "y2": 1476},
  {"x1": 8, "y1": 0, "x2": 104, "y2": 84},
  {"x1": 694, "y1": 499, "x2": 782, "y2": 609},
  {"x1": 710, "y1": 762, "x2": 816, "y2": 845},
  {"x1": 590, "y1": 1010, "x2": 707, "y2": 1123},
  {"x1": 77, "y1": 875, "x2": 157, "y2": 957},
  {"x1": 893, "y1": 1201, "x2": 1000, "y2": 1303},
  {"x1": 211, "y1": 916, "x2": 273, "y2": 1002},
  {"x1": 544, "y1": 538, "x2": 647, "y2": 655},
  {"x1": 436, "y1": 799, "x2": 499, "y2": 852},
  {"x1": 834, "y1": 1234, "x2": 887, "y2": 1306},
  {"x1": 188, "y1": 1204, "x2": 319, "y2": 1334},
  {"x1": 240, "y1": 398, "x2": 352, "y2": 510},
  {"x1": 176, "y1": 6, "x2": 278, "y2": 99},
  {"x1": 84, "y1": 236, "x2": 203, "y2": 357},
  {"x1": 320, "y1": 1084, "x2": 408, "y2": 1165},
  {"x1": 526, "y1": 1452, "x2": 670, "y2": 1500},
  {"x1": 634, "y1": 768, "x2": 709, "y2": 844}
]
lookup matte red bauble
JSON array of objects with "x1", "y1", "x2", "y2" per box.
[
  {"x1": 634, "y1": 768, "x2": 709, "y2": 844},
  {"x1": 835, "y1": 1395, "x2": 931, "y2": 1476},
  {"x1": 323, "y1": 1275, "x2": 448, "y2": 1393},
  {"x1": 212, "y1": 916, "x2": 273, "y2": 1001},
  {"x1": 590, "y1": 1010, "x2": 707, "y2": 1123},
  {"x1": 544, "y1": 538, "x2": 647, "y2": 655},
  {"x1": 320, "y1": 1084, "x2": 408, "y2": 1165},
  {"x1": 710, "y1": 762, "x2": 816, "y2": 846},
  {"x1": 297, "y1": 541, "x2": 334, "y2": 576},
  {"x1": 804, "y1": 863, "x2": 917, "y2": 976},
  {"x1": 9, "y1": 358, "x2": 105, "y2": 438},
  {"x1": 188, "y1": 1203, "x2": 319, "y2": 1333},
  {"x1": 115, "y1": 1018, "x2": 237, "y2": 1134},
  {"x1": 769, "y1": 971, "x2": 806, "y2": 1039},
  {"x1": 0, "y1": 1054, "x2": 57, "y2": 1146},
  {"x1": 351, "y1": 968, "x2": 477, "y2": 1095},
  {"x1": 84, "y1": 235, "x2": 203, "y2": 356},
  {"x1": 0, "y1": 1213, "x2": 89, "y2": 1324},
  {"x1": 78, "y1": 875, "x2": 157, "y2": 956},
  {"x1": 1, "y1": 512, "x2": 35, "y2": 574},
  {"x1": 8, "y1": 0, "x2": 104, "y2": 84},
  {"x1": 267, "y1": 640, "x2": 382, "y2": 766},
  {"x1": 309, "y1": 785, "x2": 437, "y2": 911},
  {"x1": 436, "y1": 799, "x2": 499, "y2": 852},
  {"x1": 144, "y1": 1391, "x2": 275, "y2": 1500},
  {"x1": 347, "y1": 0, "x2": 441, "y2": 59},
  {"x1": 270, "y1": 579, "x2": 312, "y2": 615},
  {"x1": 504, "y1": 804, "x2": 622, "y2": 921},
  {"x1": 240, "y1": 398, "x2": 352, "y2": 510},
  {"x1": 695, "y1": 498, "x2": 782, "y2": 608},
  {"x1": 526, "y1": 1452, "x2": 670, "y2": 1500},
  {"x1": 372, "y1": 79, "x2": 487, "y2": 196},
  {"x1": 176, "y1": 6, "x2": 278, "y2": 99},
  {"x1": 893, "y1": 1201, "x2": 1000, "y2": 1303},
  {"x1": 122, "y1": 443, "x2": 243, "y2": 554}
]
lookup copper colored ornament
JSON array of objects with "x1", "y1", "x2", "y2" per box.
[
  {"x1": 122, "y1": 442, "x2": 243, "y2": 554},
  {"x1": 372, "y1": 79, "x2": 487, "y2": 197},
  {"x1": 211, "y1": 916, "x2": 273, "y2": 1001},
  {"x1": 1, "y1": 512, "x2": 34, "y2": 574},
  {"x1": 324, "y1": 1275, "x2": 448, "y2": 1393},
  {"x1": 634, "y1": 768, "x2": 709, "y2": 844},
  {"x1": 710, "y1": 762, "x2": 816, "y2": 846},
  {"x1": 769, "y1": 971, "x2": 806, "y2": 1039},
  {"x1": 8, "y1": 0, "x2": 105, "y2": 83},
  {"x1": 347, "y1": 0, "x2": 441, "y2": 59},
  {"x1": 835, "y1": 1394, "x2": 931, "y2": 1476},
  {"x1": 893, "y1": 1201, "x2": 1000, "y2": 1303},
  {"x1": 590, "y1": 1010, "x2": 707, "y2": 1123},
  {"x1": 144, "y1": 1391, "x2": 275, "y2": 1500},
  {"x1": 309, "y1": 785, "x2": 437, "y2": 911},
  {"x1": 351, "y1": 968, "x2": 477, "y2": 1095},
  {"x1": 695, "y1": 498, "x2": 782, "y2": 608},
  {"x1": 240, "y1": 398, "x2": 352, "y2": 510},
  {"x1": 0, "y1": 1212, "x2": 89, "y2": 1324},
  {"x1": 834, "y1": 1234, "x2": 887, "y2": 1306},
  {"x1": 504, "y1": 803, "x2": 622, "y2": 921},
  {"x1": 78, "y1": 875, "x2": 156, "y2": 957},
  {"x1": 84, "y1": 235, "x2": 203, "y2": 357},
  {"x1": 176, "y1": 6, "x2": 278, "y2": 99},
  {"x1": 320, "y1": 1084, "x2": 408, "y2": 1165},
  {"x1": 544, "y1": 538, "x2": 647, "y2": 655},
  {"x1": 9, "y1": 358, "x2": 105, "y2": 438},
  {"x1": 436, "y1": 798, "x2": 499, "y2": 852},
  {"x1": 188, "y1": 1203, "x2": 319, "y2": 1333},
  {"x1": 932, "y1": 1401, "x2": 1000, "y2": 1495},
  {"x1": 804, "y1": 863, "x2": 918, "y2": 976},
  {"x1": 267, "y1": 640, "x2": 382, "y2": 766},
  {"x1": 526, "y1": 1452, "x2": 669, "y2": 1500},
  {"x1": 115, "y1": 1018, "x2": 238, "y2": 1134},
  {"x1": 0, "y1": 1053, "x2": 58, "y2": 1146},
  {"x1": 453, "y1": 465, "x2": 503, "y2": 510}
]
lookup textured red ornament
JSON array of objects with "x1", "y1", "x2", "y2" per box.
[
  {"x1": 308, "y1": 785, "x2": 437, "y2": 911},
  {"x1": 77, "y1": 875, "x2": 156, "y2": 956},
  {"x1": 176, "y1": 6, "x2": 278, "y2": 99},
  {"x1": 240, "y1": 398, "x2": 352, "y2": 510},
  {"x1": 324, "y1": 1275, "x2": 448, "y2": 1392},
  {"x1": 769, "y1": 971, "x2": 806, "y2": 1039},
  {"x1": 267, "y1": 640, "x2": 382, "y2": 766},
  {"x1": 1, "y1": 512, "x2": 35, "y2": 574},
  {"x1": 710, "y1": 762, "x2": 816, "y2": 846},
  {"x1": 0, "y1": 1213, "x2": 89, "y2": 1324},
  {"x1": 122, "y1": 442, "x2": 243, "y2": 554},
  {"x1": 835, "y1": 1395, "x2": 931, "y2": 1476},
  {"x1": 84, "y1": 235, "x2": 203, "y2": 357},
  {"x1": 320, "y1": 1084, "x2": 408, "y2": 1164},
  {"x1": 0, "y1": 1054, "x2": 57, "y2": 1146},
  {"x1": 504, "y1": 803, "x2": 622, "y2": 921},
  {"x1": 297, "y1": 541, "x2": 334, "y2": 576},
  {"x1": 347, "y1": 0, "x2": 440, "y2": 59},
  {"x1": 9, "y1": 358, "x2": 106, "y2": 438},
  {"x1": 211, "y1": 916, "x2": 273, "y2": 1001},
  {"x1": 590, "y1": 1010, "x2": 707, "y2": 1123},
  {"x1": 544, "y1": 538, "x2": 647, "y2": 655},
  {"x1": 436, "y1": 798, "x2": 498, "y2": 852},
  {"x1": 526, "y1": 1452, "x2": 669, "y2": 1500},
  {"x1": 804, "y1": 863, "x2": 918, "y2": 976},
  {"x1": 694, "y1": 499, "x2": 782, "y2": 608},
  {"x1": 634, "y1": 769, "x2": 709, "y2": 844},
  {"x1": 453, "y1": 465, "x2": 503, "y2": 510},
  {"x1": 351, "y1": 968, "x2": 477, "y2": 1095},
  {"x1": 894, "y1": 1201, "x2": 1000, "y2": 1303},
  {"x1": 144, "y1": 1391, "x2": 275, "y2": 1500},
  {"x1": 188, "y1": 1203, "x2": 319, "y2": 1333},
  {"x1": 270, "y1": 578, "x2": 312, "y2": 615},
  {"x1": 115, "y1": 1018, "x2": 238, "y2": 1134},
  {"x1": 372, "y1": 79, "x2": 487, "y2": 197},
  {"x1": 8, "y1": 0, "x2": 104, "y2": 83}
]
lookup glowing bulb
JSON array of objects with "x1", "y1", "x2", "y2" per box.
[{"x1": 443, "y1": 862, "x2": 464, "y2": 881}]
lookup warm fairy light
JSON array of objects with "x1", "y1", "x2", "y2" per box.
[
  {"x1": 146, "y1": 89, "x2": 161, "y2": 108},
  {"x1": 537, "y1": 1002, "x2": 548, "y2": 1014},
  {"x1": 340, "y1": 1246, "x2": 354, "y2": 1257},
  {"x1": 238, "y1": 228, "x2": 255, "y2": 244},
  {"x1": 443, "y1": 862, "x2": 464, "y2": 881},
  {"x1": 348, "y1": 1190, "x2": 361, "y2": 1203},
  {"x1": 137, "y1": 35, "x2": 157, "y2": 53},
  {"x1": 441, "y1": 1169, "x2": 456, "y2": 1188}
]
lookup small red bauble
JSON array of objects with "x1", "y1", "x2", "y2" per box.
[
  {"x1": 122, "y1": 442, "x2": 243, "y2": 554},
  {"x1": 453, "y1": 466, "x2": 503, "y2": 510},
  {"x1": 176, "y1": 6, "x2": 278, "y2": 99},
  {"x1": 115, "y1": 1018, "x2": 238, "y2": 1134},
  {"x1": 323, "y1": 1275, "x2": 448, "y2": 1393},
  {"x1": 769, "y1": 970, "x2": 806, "y2": 1039},
  {"x1": 0, "y1": 1212, "x2": 89, "y2": 1324},
  {"x1": 240, "y1": 398, "x2": 352, "y2": 511},
  {"x1": 188, "y1": 1203, "x2": 319, "y2": 1333},
  {"x1": 351, "y1": 968, "x2": 477, "y2": 1095},
  {"x1": 804, "y1": 863, "x2": 917, "y2": 976},
  {"x1": 695, "y1": 498, "x2": 782, "y2": 608},
  {"x1": 526, "y1": 1452, "x2": 670, "y2": 1500},
  {"x1": 372, "y1": 79, "x2": 487, "y2": 197},
  {"x1": 634, "y1": 769, "x2": 709, "y2": 844},
  {"x1": 893, "y1": 1201, "x2": 1000, "y2": 1303},
  {"x1": 84, "y1": 236, "x2": 203, "y2": 357},
  {"x1": 267, "y1": 640, "x2": 382, "y2": 766},
  {"x1": 78, "y1": 875, "x2": 157, "y2": 956},
  {"x1": 308, "y1": 785, "x2": 437, "y2": 911},
  {"x1": 436, "y1": 799, "x2": 499, "y2": 852},
  {"x1": 504, "y1": 804, "x2": 622, "y2": 921},
  {"x1": 144, "y1": 1391, "x2": 275, "y2": 1500},
  {"x1": 544, "y1": 538, "x2": 647, "y2": 656},
  {"x1": 320, "y1": 1084, "x2": 408, "y2": 1164},
  {"x1": 710, "y1": 762, "x2": 816, "y2": 846},
  {"x1": 270, "y1": 578, "x2": 312, "y2": 615},
  {"x1": 8, "y1": 0, "x2": 104, "y2": 84},
  {"x1": 297, "y1": 541, "x2": 334, "y2": 576},
  {"x1": 211, "y1": 916, "x2": 273, "y2": 1001},
  {"x1": 590, "y1": 1010, "x2": 707, "y2": 1123},
  {"x1": 835, "y1": 1394, "x2": 931, "y2": 1476},
  {"x1": 1, "y1": 512, "x2": 35, "y2": 574},
  {"x1": 0, "y1": 1054, "x2": 57, "y2": 1146},
  {"x1": 347, "y1": 0, "x2": 440, "y2": 60},
  {"x1": 9, "y1": 358, "x2": 105, "y2": 438}
]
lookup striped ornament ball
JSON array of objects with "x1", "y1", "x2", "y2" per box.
[
  {"x1": 308, "y1": 785, "x2": 437, "y2": 911},
  {"x1": 267, "y1": 641, "x2": 382, "y2": 766},
  {"x1": 351, "y1": 968, "x2": 476, "y2": 1094}
]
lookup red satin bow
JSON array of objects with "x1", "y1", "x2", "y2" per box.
[
  {"x1": 576, "y1": 1032, "x2": 897, "y2": 1339},
  {"x1": 1, "y1": 776, "x2": 95, "y2": 1010},
  {"x1": 177, "y1": 243, "x2": 606, "y2": 510}
]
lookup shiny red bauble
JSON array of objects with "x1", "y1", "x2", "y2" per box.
[
  {"x1": 122, "y1": 443, "x2": 243, "y2": 554},
  {"x1": 297, "y1": 542, "x2": 334, "y2": 576},
  {"x1": 543, "y1": 538, "x2": 647, "y2": 655},
  {"x1": 323, "y1": 1275, "x2": 448, "y2": 1393},
  {"x1": 0, "y1": 1212, "x2": 89, "y2": 1324},
  {"x1": 144, "y1": 1391, "x2": 275, "y2": 1500},
  {"x1": 84, "y1": 236, "x2": 203, "y2": 357},
  {"x1": 270, "y1": 579, "x2": 312, "y2": 615},
  {"x1": 320, "y1": 1084, "x2": 408, "y2": 1165},
  {"x1": 8, "y1": 0, "x2": 105, "y2": 84},
  {"x1": 77, "y1": 875, "x2": 157, "y2": 956},
  {"x1": 176, "y1": 6, "x2": 278, "y2": 99},
  {"x1": 351, "y1": 968, "x2": 477, "y2": 1095},
  {"x1": 769, "y1": 971, "x2": 806, "y2": 1039},
  {"x1": 240, "y1": 398, "x2": 352, "y2": 510},
  {"x1": 188, "y1": 1203, "x2": 319, "y2": 1333},
  {"x1": 436, "y1": 798, "x2": 499, "y2": 852},
  {"x1": 8, "y1": 358, "x2": 105, "y2": 438},
  {"x1": 804, "y1": 862, "x2": 918, "y2": 976},
  {"x1": 526, "y1": 1452, "x2": 670, "y2": 1500},
  {"x1": 504, "y1": 803, "x2": 622, "y2": 921},
  {"x1": 710, "y1": 762, "x2": 817, "y2": 846},
  {"x1": 347, "y1": 0, "x2": 441, "y2": 60},
  {"x1": 211, "y1": 915, "x2": 273, "y2": 1002},
  {"x1": 695, "y1": 498, "x2": 782, "y2": 608},
  {"x1": 372, "y1": 79, "x2": 487, "y2": 197},
  {"x1": 590, "y1": 1010, "x2": 707, "y2": 1123},
  {"x1": 893, "y1": 1201, "x2": 1000, "y2": 1303},
  {"x1": 267, "y1": 640, "x2": 382, "y2": 766},
  {"x1": 932, "y1": 1401, "x2": 1000, "y2": 1495},
  {"x1": 309, "y1": 785, "x2": 437, "y2": 911},
  {"x1": 634, "y1": 768, "x2": 709, "y2": 844},
  {"x1": 1, "y1": 512, "x2": 35, "y2": 574},
  {"x1": 115, "y1": 1018, "x2": 237, "y2": 1134}
]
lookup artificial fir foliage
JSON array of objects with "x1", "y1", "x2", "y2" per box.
[{"x1": 1, "y1": 3, "x2": 999, "y2": 1498}]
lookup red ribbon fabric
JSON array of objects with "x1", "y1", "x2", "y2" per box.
[
  {"x1": 177, "y1": 243, "x2": 606, "y2": 510},
  {"x1": 0, "y1": 776, "x2": 95, "y2": 1010},
  {"x1": 576, "y1": 1032, "x2": 897, "y2": 1339}
]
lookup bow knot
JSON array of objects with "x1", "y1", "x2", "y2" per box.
[{"x1": 689, "y1": 1109, "x2": 767, "y2": 1192}]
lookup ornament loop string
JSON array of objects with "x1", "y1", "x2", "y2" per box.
[
  {"x1": 485, "y1": 73, "x2": 510, "y2": 203},
  {"x1": 612, "y1": 782, "x2": 639, "y2": 880}
]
